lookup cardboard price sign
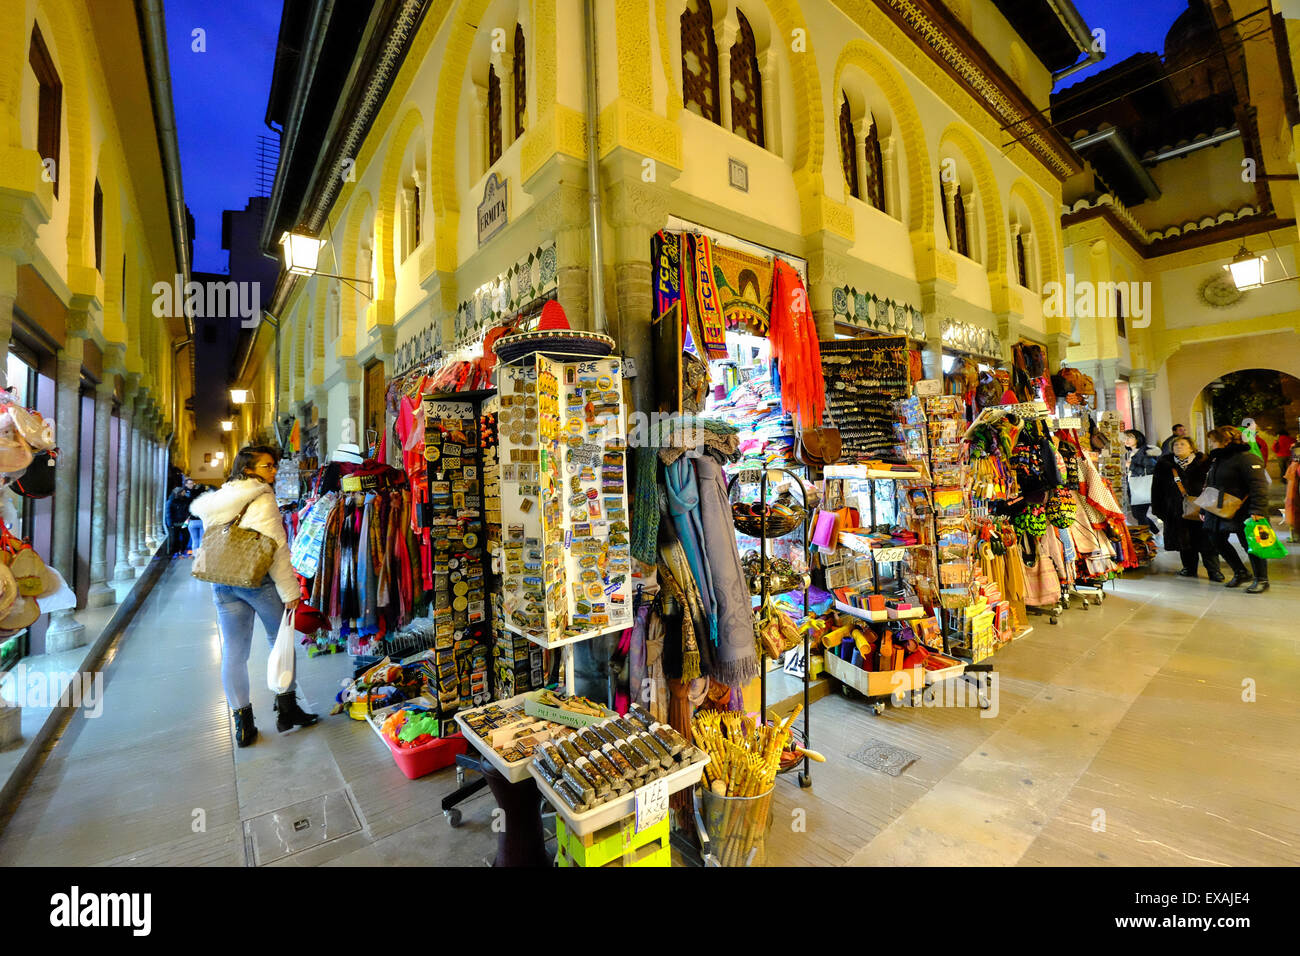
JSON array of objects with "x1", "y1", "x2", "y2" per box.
[{"x1": 634, "y1": 777, "x2": 669, "y2": 832}]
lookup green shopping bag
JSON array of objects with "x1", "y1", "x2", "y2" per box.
[{"x1": 1245, "y1": 517, "x2": 1287, "y2": 560}]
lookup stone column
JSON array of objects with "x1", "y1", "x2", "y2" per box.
[
  {"x1": 147, "y1": 421, "x2": 161, "y2": 550},
  {"x1": 130, "y1": 395, "x2": 149, "y2": 566},
  {"x1": 45, "y1": 336, "x2": 87, "y2": 652},
  {"x1": 942, "y1": 180, "x2": 959, "y2": 251},
  {"x1": 760, "y1": 49, "x2": 781, "y2": 157},
  {"x1": 962, "y1": 191, "x2": 978, "y2": 263},
  {"x1": 112, "y1": 379, "x2": 138, "y2": 590},
  {"x1": 604, "y1": 162, "x2": 679, "y2": 416},
  {"x1": 881, "y1": 135, "x2": 899, "y2": 220},
  {"x1": 85, "y1": 379, "x2": 116, "y2": 607},
  {"x1": 853, "y1": 117, "x2": 872, "y2": 204},
  {"x1": 714, "y1": 20, "x2": 737, "y2": 133}
]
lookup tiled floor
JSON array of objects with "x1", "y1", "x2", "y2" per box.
[{"x1": 1, "y1": 541, "x2": 1298, "y2": 867}]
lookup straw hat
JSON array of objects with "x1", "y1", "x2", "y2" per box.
[
  {"x1": 0, "y1": 410, "x2": 35, "y2": 475},
  {"x1": 11, "y1": 548, "x2": 46, "y2": 597},
  {"x1": 6, "y1": 405, "x2": 55, "y2": 451},
  {"x1": 0, "y1": 561, "x2": 18, "y2": 619},
  {"x1": 493, "y1": 300, "x2": 615, "y2": 365},
  {"x1": 0, "y1": 594, "x2": 39, "y2": 630}
]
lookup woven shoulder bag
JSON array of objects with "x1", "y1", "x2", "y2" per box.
[{"x1": 192, "y1": 495, "x2": 277, "y2": 588}]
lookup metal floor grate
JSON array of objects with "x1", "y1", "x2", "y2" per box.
[
  {"x1": 848, "y1": 739, "x2": 920, "y2": 777},
  {"x1": 242, "y1": 789, "x2": 361, "y2": 866}
]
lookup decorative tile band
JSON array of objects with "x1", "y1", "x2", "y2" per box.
[{"x1": 831, "y1": 284, "x2": 927, "y2": 341}]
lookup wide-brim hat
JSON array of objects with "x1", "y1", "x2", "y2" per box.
[
  {"x1": 0, "y1": 595, "x2": 39, "y2": 630},
  {"x1": 6, "y1": 405, "x2": 55, "y2": 451},
  {"x1": 493, "y1": 300, "x2": 615, "y2": 365},
  {"x1": 0, "y1": 562, "x2": 18, "y2": 620}
]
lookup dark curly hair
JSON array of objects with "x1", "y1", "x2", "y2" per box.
[{"x1": 228, "y1": 444, "x2": 280, "y2": 483}]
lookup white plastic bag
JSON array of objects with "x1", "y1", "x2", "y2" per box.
[
  {"x1": 267, "y1": 610, "x2": 297, "y2": 693},
  {"x1": 1128, "y1": 474, "x2": 1153, "y2": 506}
]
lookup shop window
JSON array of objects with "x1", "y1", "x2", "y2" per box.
[
  {"x1": 29, "y1": 25, "x2": 61, "y2": 198},
  {"x1": 487, "y1": 64, "x2": 502, "y2": 167},
  {"x1": 862, "y1": 121, "x2": 884, "y2": 211},
  {"x1": 681, "y1": 0, "x2": 721, "y2": 123},
  {"x1": 730, "y1": 11, "x2": 764, "y2": 147},
  {"x1": 513, "y1": 24, "x2": 527, "y2": 140},
  {"x1": 93, "y1": 179, "x2": 103, "y2": 272},
  {"x1": 839, "y1": 95, "x2": 859, "y2": 200}
]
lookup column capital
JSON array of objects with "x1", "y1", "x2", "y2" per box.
[
  {"x1": 94, "y1": 378, "x2": 115, "y2": 398},
  {"x1": 103, "y1": 342, "x2": 128, "y2": 379}
]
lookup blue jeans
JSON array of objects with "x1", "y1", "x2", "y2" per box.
[
  {"x1": 188, "y1": 518, "x2": 204, "y2": 551},
  {"x1": 212, "y1": 579, "x2": 296, "y2": 709}
]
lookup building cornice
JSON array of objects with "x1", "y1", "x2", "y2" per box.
[{"x1": 872, "y1": 0, "x2": 1082, "y2": 182}]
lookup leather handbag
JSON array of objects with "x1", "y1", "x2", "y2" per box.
[
  {"x1": 795, "y1": 410, "x2": 841, "y2": 468},
  {"x1": 1171, "y1": 474, "x2": 1202, "y2": 519},
  {"x1": 12, "y1": 449, "x2": 58, "y2": 498},
  {"x1": 192, "y1": 497, "x2": 277, "y2": 588},
  {"x1": 1193, "y1": 486, "x2": 1244, "y2": 519}
]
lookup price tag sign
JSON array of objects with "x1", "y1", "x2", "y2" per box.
[
  {"x1": 1058, "y1": 416, "x2": 1082, "y2": 430},
  {"x1": 634, "y1": 777, "x2": 669, "y2": 833},
  {"x1": 872, "y1": 547, "x2": 908, "y2": 564},
  {"x1": 916, "y1": 379, "x2": 942, "y2": 397}
]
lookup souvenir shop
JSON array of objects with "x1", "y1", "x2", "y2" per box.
[{"x1": 269, "y1": 217, "x2": 1143, "y2": 867}]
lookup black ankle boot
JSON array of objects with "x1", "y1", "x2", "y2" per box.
[
  {"x1": 1225, "y1": 571, "x2": 1250, "y2": 588},
  {"x1": 1246, "y1": 580, "x2": 1270, "y2": 594},
  {"x1": 275, "y1": 693, "x2": 319, "y2": 732},
  {"x1": 232, "y1": 705, "x2": 258, "y2": 747},
  {"x1": 1208, "y1": 570, "x2": 1225, "y2": 583}
]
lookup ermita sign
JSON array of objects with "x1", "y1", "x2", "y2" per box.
[{"x1": 477, "y1": 173, "x2": 509, "y2": 246}]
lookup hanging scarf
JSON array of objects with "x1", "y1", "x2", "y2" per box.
[
  {"x1": 685, "y1": 234, "x2": 729, "y2": 360},
  {"x1": 664, "y1": 459, "x2": 716, "y2": 646},
  {"x1": 657, "y1": 538, "x2": 704, "y2": 681},
  {"x1": 769, "y1": 259, "x2": 826, "y2": 428}
]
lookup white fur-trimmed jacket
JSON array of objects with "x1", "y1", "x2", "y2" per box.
[{"x1": 188, "y1": 477, "x2": 297, "y2": 602}]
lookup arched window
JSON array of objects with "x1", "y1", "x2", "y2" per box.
[
  {"x1": 839, "y1": 94, "x2": 859, "y2": 200},
  {"x1": 681, "y1": 0, "x2": 721, "y2": 123},
  {"x1": 29, "y1": 25, "x2": 62, "y2": 198},
  {"x1": 730, "y1": 11, "x2": 763, "y2": 147},
  {"x1": 862, "y1": 122, "x2": 884, "y2": 211},
  {"x1": 513, "y1": 24, "x2": 527, "y2": 139},
  {"x1": 487, "y1": 64, "x2": 502, "y2": 166}
]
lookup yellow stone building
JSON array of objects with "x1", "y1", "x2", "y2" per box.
[
  {"x1": 0, "y1": 0, "x2": 189, "y2": 655},
  {"x1": 246, "y1": 0, "x2": 1111, "y2": 453}
]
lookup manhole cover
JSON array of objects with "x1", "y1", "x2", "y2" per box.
[
  {"x1": 243, "y1": 790, "x2": 361, "y2": 866},
  {"x1": 848, "y1": 739, "x2": 919, "y2": 777}
]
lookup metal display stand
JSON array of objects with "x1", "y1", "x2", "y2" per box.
[{"x1": 728, "y1": 466, "x2": 814, "y2": 789}]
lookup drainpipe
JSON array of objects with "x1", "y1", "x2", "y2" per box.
[
  {"x1": 1047, "y1": 0, "x2": 1105, "y2": 84},
  {"x1": 137, "y1": 0, "x2": 193, "y2": 339},
  {"x1": 583, "y1": 0, "x2": 609, "y2": 337}
]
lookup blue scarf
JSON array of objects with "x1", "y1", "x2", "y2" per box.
[{"x1": 664, "y1": 458, "x2": 718, "y2": 646}]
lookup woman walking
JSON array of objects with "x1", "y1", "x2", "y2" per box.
[
  {"x1": 1202, "y1": 426, "x2": 1271, "y2": 594},
  {"x1": 190, "y1": 445, "x2": 318, "y2": 746},
  {"x1": 1122, "y1": 429, "x2": 1160, "y2": 534},
  {"x1": 1151, "y1": 436, "x2": 1221, "y2": 580}
]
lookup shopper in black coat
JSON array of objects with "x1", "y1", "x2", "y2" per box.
[
  {"x1": 1202, "y1": 426, "x2": 1271, "y2": 593},
  {"x1": 165, "y1": 486, "x2": 193, "y2": 557},
  {"x1": 1151, "y1": 437, "x2": 1221, "y2": 580},
  {"x1": 1123, "y1": 429, "x2": 1160, "y2": 534}
]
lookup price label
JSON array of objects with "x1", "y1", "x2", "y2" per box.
[
  {"x1": 1058, "y1": 416, "x2": 1082, "y2": 430},
  {"x1": 872, "y1": 547, "x2": 908, "y2": 564},
  {"x1": 916, "y1": 379, "x2": 942, "y2": 397},
  {"x1": 634, "y1": 777, "x2": 669, "y2": 833}
]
